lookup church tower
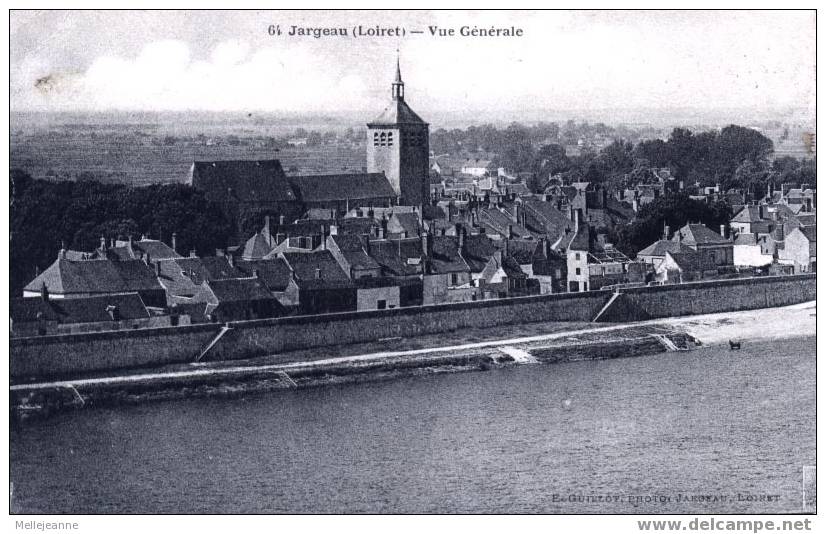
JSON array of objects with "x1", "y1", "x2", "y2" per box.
[{"x1": 366, "y1": 57, "x2": 430, "y2": 206}]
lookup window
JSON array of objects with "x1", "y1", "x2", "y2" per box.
[
  {"x1": 387, "y1": 132, "x2": 393, "y2": 146},
  {"x1": 377, "y1": 300, "x2": 387, "y2": 310},
  {"x1": 575, "y1": 268, "x2": 581, "y2": 275},
  {"x1": 451, "y1": 273, "x2": 459, "y2": 285},
  {"x1": 373, "y1": 132, "x2": 380, "y2": 146},
  {"x1": 575, "y1": 252, "x2": 581, "y2": 260},
  {"x1": 380, "y1": 132, "x2": 387, "y2": 146}
]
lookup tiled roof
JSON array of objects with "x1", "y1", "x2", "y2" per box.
[
  {"x1": 282, "y1": 250, "x2": 350, "y2": 284},
  {"x1": 234, "y1": 258, "x2": 293, "y2": 291},
  {"x1": 507, "y1": 239, "x2": 541, "y2": 265},
  {"x1": 478, "y1": 207, "x2": 533, "y2": 239},
  {"x1": 242, "y1": 232, "x2": 276, "y2": 260},
  {"x1": 289, "y1": 173, "x2": 397, "y2": 202},
  {"x1": 369, "y1": 238, "x2": 424, "y2": 276},
  {"x1": 461, "y1": 234, "x2": 500, "y2": 272},
  {"x1": 429, "y1": 235, "x2": 470, "y2": 274},
  {"x1": 24, "y1": 257, "x2": 163, "y2": 295},
  {"x1": 637, "y1": 240, "x2": 695, "y2": 257},
  {"x1": 368, "y1": 99, "x2": 427, "y2": 126},
  {"x1": 521, "y1": 200, "x2": 574, "y2": 240},
  {"x1": 390, "y1": 212, "x2": 421, "y2": 237},
  {"x1": 731, "y1": 206, "x2": 764, "y2": 223},
  {"x1": 207, "y1": 277, "x2": 279, "y2": 303},
  {"x1": 673, "y1": 223, "x2": 729, "y2": 246},
  {"x1": 174, "y1": 257, "x2": 243, "y2": 283},
  {"x1": 666, "y1": 251, "x2": 717, "y2": 273},
  {"x1": 331, "y1": 234, "x2": 380, "y2": 271},
  {"x1": 12, "y1": 293, "x2": 149, "y2": 324},
  {"x1": 190, "y1": 159, "x2": 297, "y2": 203}
]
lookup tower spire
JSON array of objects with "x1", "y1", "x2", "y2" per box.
[{"x1": 392, "y1": 50, "x2": 404, "y2": 101}]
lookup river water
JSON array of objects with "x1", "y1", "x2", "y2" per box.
[{"x1": 10, "y1": 337, "x2": 815, "y2": 514}]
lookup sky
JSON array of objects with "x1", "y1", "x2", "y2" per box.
[{"x1": 9, "y1": 10, "x2": 816, "y2": 120}]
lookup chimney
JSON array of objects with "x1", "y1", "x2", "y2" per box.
[
  {"x1": 458, "y1": 224, "x2": 465, "y2": 249},
  {"x1": 421, "y1": 231, "x2": 430, "y2": 258},
  {"x1": 99, "y1": 236, "x2": 106, "y2": 251},
  {"x1": 330, "y1": 224, "x2": 338, "y2": 236},
  {"x1": 314, "y1": 268, "x2": 322, "y2": 280},
  {"x1": 189, "y1": 250, "x2": 196, "y2": 258},
  {"x1": 40, "y1": 282, "x2": 49, "y2": 302},
  {"x1": 720, "y1": 224, "x2": 727, "y2": 239},
  {"x1": 511, "y1": 204, "x2": 518, "y2": 223},
  {"x1": 279, "y1": 215, "x2": 285, "y2": 225},
  {"x1": 573, "y1": 209, "x2": 580, "y2": 233},
  {"x1": 154, "y1": 261, "x2": 161, "y2": 277},
  {"x1": 216, "y1": 248, "x2": 225, "y2": 257},
  {"x1": 252, "y1": 269, "x2": 260, "y2": 279},
  {"x1": 171, "y1": 232, "x2": 177, "y2": 253},
  {"x1": 664, "y1": 225, "x2": 670, "y2": 240}
]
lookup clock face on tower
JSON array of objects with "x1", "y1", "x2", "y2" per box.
[{"x1": 366, "y1": 58, "x2": 430, "y2": 207}]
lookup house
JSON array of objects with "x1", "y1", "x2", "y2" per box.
[
  {"x1": 233, "y1": 257, "x2": 295, "y2": 309},
  {"x1": 637, "y1": 231, "x2": 696, "y2": 269},
  {"x1": 155, "y1": 256, "x2": 243, "y2": 305},
  {"x1": 10, "y1": 291, "x2": 164, "y2": 337},
  {"x1": 105, "y1": 235, "x2": 182, "y2": 262},
  {"x1": 672, "y1": 223, "x2": 733, "y2": 267},
  {"x1": 422, "y1": 234, "x2": 474, "y2": 305},
  {"x1": 655, "y1": 251, "x2": 718, "y2": 284},
  {"x1": 732, "y1": 233, "x2": 774, "y2": 267},
  {"x1": 460, "y1": 159, "x2": 497, "y2": 177},
  {"x1": 477, "y1": 249, "x2": 532, "y2": 298},
  {"x1": 23, "y1": 250, "x2": 167, "y2": 308},
  {"x1": 280, "y1": 250, "x2": 357, "y2": 315},
  {"x1": 325, "y1": 234, "x2": 382, "y2": 279},
  {"x1": 730, "y1": 206, "x2": 776, "y2": 236},
  {"x1": 566, "y1": 222, "x2": 637, "y2": 291},
  {"x1": 778, "y1": 226, "x2": 816, "y2": 273},
  {"x1": 353, "y1": 276, "x2": 404, "y2": 310},
  {"x1": 198, "y1": 276, "x2": 286, "y2": 322}
]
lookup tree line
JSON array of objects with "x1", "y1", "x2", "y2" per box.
[{"x1": 10, "y1": 170, "x2": 235, "y2": 295}]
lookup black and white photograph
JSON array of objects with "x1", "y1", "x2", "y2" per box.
[{"x1": 7, "y1": 7, "x2": 818, "y2": 525}]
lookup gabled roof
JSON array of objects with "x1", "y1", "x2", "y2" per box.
[
  {"x1": 508, "y1": 239, "x2": 542, "y2": 265},
  {"x1": 478, "y1": 207, "x2": 533, "y2": 239},
  {"x1": 331, "y1": 234, "x2": 380, "y2": 271},
  {"x1": 281, "y1": 250, "x2": 351, "y2": 287},
  {"x1": 731, "y1": 206, "x2": 764, "y2": 224},
  {"x1": 174, "y1": 257, "x2": 243, "y2": 283},
  {"x1": 429, "y1": 235, "x2": 470, "y2": 274},
  {"x1": 390, "y1": 212, "x2": 420, "y2": 237},
  {"x1": 190, "y1": 159, "x2": 297, "y2": 203},
  {"x1": 12, "y1": 293, "x2": 150, "y2": 325},
  {"x1": 207, "y1": 277, "x2": 280, "y2": 303},
  {"x1": 242, "y1": 232, "x2": 276, "y2": 260},
  {"x1": 665, "y1": 251, "x2": 717, "y2": 273},
  {"x1": 637, "y1": 240, "x2": 695, "y2": 257},
  {"x1": 289, "y1": 173, "x2": 397, "y2": 202},
  {"x1": 369, "y1": 237, "x2": 424, "y2": 276},
  {"x1": 673, "y1": 223, "x2": 729, "y2": 246},
  {"x1": 368, "y1": 99, "x2": 427, "y2": 126},
  {"x1": 234, "y1": 258, "x2": 293, "y2": 292},
  {"x1": 24, "y1": 257, "x2": 163, "y2": 296},
  {"x1": 521, "y1": 200, "x2": 575, "y2": 240},
  {"x1": 461, "y1": 234, "x2": 500, "y2": 272}
]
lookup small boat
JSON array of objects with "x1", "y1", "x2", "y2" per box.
[{"x1": 729, "y1": 340, "x2": 742, "y2": 350}]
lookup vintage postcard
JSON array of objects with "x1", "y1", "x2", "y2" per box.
[{"x1": 7, "y1": 8, "x2": 817, "y2": 526}]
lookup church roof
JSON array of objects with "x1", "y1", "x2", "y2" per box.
[
  {"x1": 289, "y1": 173, "x2": 397, "y2": 202},
  {"x1": 190, "y1": 159, "x2": 297, "y2": 203},
  {"x1": 368, "y1": 99, "x2": 427, "y2": 126}
]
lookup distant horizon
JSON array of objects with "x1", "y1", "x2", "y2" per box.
[{"x1": 11, "y1": 11, "x2": 815, "y2": 121}]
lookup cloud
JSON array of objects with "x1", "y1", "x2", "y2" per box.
[{"x1": 12, "y1": 39, "x2": 375, "y2": 112}]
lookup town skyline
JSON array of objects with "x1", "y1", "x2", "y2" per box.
[{"x1": 11, "y1": 10, "x2": 815, "y2": 120}]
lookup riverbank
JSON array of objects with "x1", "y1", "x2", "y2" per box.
[{"x1": 9, "y1": 302, "x2": 815, "y2": 421}]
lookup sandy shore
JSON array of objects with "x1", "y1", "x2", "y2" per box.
[{"x1": 657, "y1": 301, "x2": 816, "y2": 346}]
